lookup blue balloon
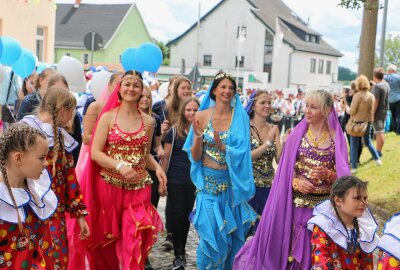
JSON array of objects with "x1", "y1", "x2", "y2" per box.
[
  {"x1": 36, "y1": 62, "x2": 51, "y2": 74},
  {"x1": 121, "y1": 48, "x2": 143, "y2": 72},
  {"x1": 11, "y1": 48, "x2": 37, "y2": 78},
  {"x1": 136, "y1": 42, "x2": 163, "y2": 73},
  {"x1": 0, "y1": 37, "x2": 22, "y2": 65}
]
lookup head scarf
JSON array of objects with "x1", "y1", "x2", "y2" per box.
[
  {"x1": 244, "y1": 91, "x2": 257, "y2": 115},
  {"x1": 233, "y1": 107, "x2": 350, "y2": 270},
  {"x1": 183, "y1": 77, "x2": 255, "y2": 206}
]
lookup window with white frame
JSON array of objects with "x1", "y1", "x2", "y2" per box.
[
  {"x1": 310, "y1": 58, "x2": 316, "y2": 73},
  {"x1": 82, "y1": 53, "x2": 89, "y2": 64},
  {"x1": 326, "y1": 60, "x2": 332, "y2": 74},
  {"x1": 318, "y1": 59, "x2": 324, "y2": 74},
  {"x1": 36, "y1": 27, "x2": 46, "y2": 62}
]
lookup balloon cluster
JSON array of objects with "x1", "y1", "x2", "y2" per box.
[
  {"x1": 0, "y1": 36, "x2": 37, "y2": 80},
  {"x1": 121, "y1": 42, "x2": 163, "y2": 73}
]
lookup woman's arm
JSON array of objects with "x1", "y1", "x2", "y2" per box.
[
  {"x1": 274, "y1": 126, "x2": 282, "y2": 162},
  {"x1": 191, "y1": 112, "x2": 205, "y2": 162},
  {"x1": 91, "y1": 112, "x2": 118, "y2": 169},
  {"x1": 82, "y1": 102, "x2": 99, "y2": 145},
  {"x1": 161, "y1": 143, "x2": 172, "y2": 172}
]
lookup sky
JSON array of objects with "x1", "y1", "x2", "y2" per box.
[{"x1": 56, "y1": 0, "x2": 400, "y2": 72}]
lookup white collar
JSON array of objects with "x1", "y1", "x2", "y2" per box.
[
  {"x1": 378, "y1": 213, "x2": 400, "y2": 260},
  {"x1": 0, "y1": 169, "x2": 58, "y2": 223},
  {"x1": 19, "y1": 115, "x2": 78, "y2": 153},
  {"x1": 307, "y1": 200, "x2": 379, "y2": 254}
]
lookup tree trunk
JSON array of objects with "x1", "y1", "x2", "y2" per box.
[{"x1": 357, "y1": 0, "x2": 379, "y2": 79}]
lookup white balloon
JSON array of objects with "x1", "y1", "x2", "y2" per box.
[
  {"x1": 90, "y1": 71, "x2": 112, "y2": 100},
  {"x1": 0, "y1": 65, "x2": 4, "y2": 84},
  {"x1": 57, "y1": 56, "x2": 86, "y2": 93},
  {"x1": 158, "y1": 82, "x2": 169, "y2": 99}
]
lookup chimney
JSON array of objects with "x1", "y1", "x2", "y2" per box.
[{"x1": 74, "y1": 0, "x2": 81, "y2": 8}]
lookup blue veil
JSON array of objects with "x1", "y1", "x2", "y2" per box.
[{"x1": 183, "y1": 82, "x2": 255, "y2": 206}]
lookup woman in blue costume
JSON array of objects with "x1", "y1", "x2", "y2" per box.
[{"x1": 183, "y1": 72, "x2": 257, "y2": 270}]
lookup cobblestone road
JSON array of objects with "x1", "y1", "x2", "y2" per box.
[
  {"x1": 149, "y1": 197, "x2": 198, "y2": 270},
  {"x1": 149, "y1": 197, "x2": 385, "y2": 270}
]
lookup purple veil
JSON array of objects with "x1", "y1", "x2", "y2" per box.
[{"x1": 233, "y1": 109, "x2": 350, "y2": 270}]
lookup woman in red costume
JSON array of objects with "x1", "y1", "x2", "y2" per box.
[{"x1": 69, "y1": 71, "x2": 167, "y2": 270}]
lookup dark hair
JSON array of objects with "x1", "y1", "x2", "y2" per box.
[
  {"x1": 0, "y1": 123, "x2": 47, "y2": 234},
  {"x1": 21, "y1": 72, "x2": 37, "y2": 96},
  {"x1": 34, "y1": 68, "x2": 55, "y2": 90},
  {"x1": 167, "y1": 76, "x2": 192, "y2": 125},
  {"x1": 210, "y1": 72, "x2": 237, "y2": 101},
  {"x1": 330, "y1": 176, "x2": 368, "y2": 251},
  {"x1": 249, "y1": 90, "x2": 270, "y2": 119},
  {"x1": 176, "y1": 97, "x2": 200, "y2": 139},
  {"x1": 47, "y1": 73, "x2": 69, "y2": 90},
  {"x1": 117, "y1": 70, "x2": 144, "y2": 101},
  {"x1": 373, "y1": 67, "x2": 385, "y2": 80}
]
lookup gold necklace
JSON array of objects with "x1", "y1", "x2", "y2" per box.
[{"x1": 307, "y1": 128, "x2": 328, "y2": 148}]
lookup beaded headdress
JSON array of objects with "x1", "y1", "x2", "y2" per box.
[{"x1": 214, "y1": 72, "x2": 233, "y2": 81}]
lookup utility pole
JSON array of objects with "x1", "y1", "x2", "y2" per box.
[{"x1": 379, "y1": 0, "x2": 389, "y2": 67}]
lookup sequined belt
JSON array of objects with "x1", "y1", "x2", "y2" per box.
[
  {"x1": 100, "y1": 168, "x2": 152, "y2": 190},
  {"x1": 253, "y1": 173, "x2": 273, "y2": 188},
  {"x1": 292, "y1": 190, "x2": 330, "y2": 208}
]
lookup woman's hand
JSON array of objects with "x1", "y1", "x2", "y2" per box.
[
  {"x1": 294, "y1": 177, "x2": 316, "y2": 194},
  {"x1": 78, "y1": 216, "x2": 90, "y2": 240},
  {"x1": 156, "y1": 167, "x2": 167, "y2": 196},
  {"x1": 213, "y1": 130, "x2": 226, "y2": 152},
  {"x1": 311, "y1": 167, "x2": 336, "y2": 183},
  {"x1": 157, "y1": 145, "x2": 165, "y2": 160},
  {"x1": 119, "y1": 165, "x2": 139, "y2": 182},
  {"x1": 161, "y1": 120, "x2": 170, "y2": 135},
  {"x1": 193, "y1": 119, "x2": 203, "y2": 138}
]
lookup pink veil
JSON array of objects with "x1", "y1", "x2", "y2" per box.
[
  {"x1": 74, "y1": 86, "x2": 112, "y2": 181},
  {"x1": 67, "y1": 85, "x2": 121, "y2": 269}
]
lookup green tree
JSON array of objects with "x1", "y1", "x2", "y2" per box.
[
  {"x1": 152, "y1": 38, "x2": 170, "y2": 66},
  {"x1": 375, "y1": 35, "x2": 400, "y2": 68},
  {"x1": 338, "y1": 66, "x2": 357, "y2": 82},
  {"x1": 338, "y1": 0, "x2": 380, "y2": 79}
]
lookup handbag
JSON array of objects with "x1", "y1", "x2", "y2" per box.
[{"x1": 345, "y1": 118, "x2": 368, "y2": 137}]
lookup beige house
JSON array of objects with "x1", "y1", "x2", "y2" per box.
[{"x1": 0, "y1": 0, "x2": 56, "y2": 63}]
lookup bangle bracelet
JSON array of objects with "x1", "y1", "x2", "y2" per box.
[
  {"x1": 264, "y1": 140, "x2": 272, "y2": 147},
  {"x1": 194, "y1": 134, "x2": 202, "y2": 138},
  {"x1": 292, "y1": 178, "x2": 299, "y2": 191},
  {"x1": 116, "y1": 161, "x2": 124, "y2": 172}
]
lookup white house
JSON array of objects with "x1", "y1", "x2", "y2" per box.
[{"x1": 166, "y1": 0, "x2": 343, "y2": 91}]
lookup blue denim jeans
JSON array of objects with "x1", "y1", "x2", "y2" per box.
[{"x1": 350, "y1": 123, "x2": 379, "y2": 169}]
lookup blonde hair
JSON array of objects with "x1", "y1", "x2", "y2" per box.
[
  {"x1": 305, "y1": 89, "x2": 334, "y2": 117},
  {"x1": 355, "y1": 75, "x2": 370, "y2": 92},
  {"x1": 38, "y1": 87, "x2": 77, "y2": 174},
  {"x1": 140, "y1": 86, "x2": 153, "y2": 115},
  {"x1": 0, "y1": 124, "x2": 47, "y2": 234}
]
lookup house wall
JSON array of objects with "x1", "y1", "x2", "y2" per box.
[
  {"x1": 0, "y1": 0, "x2": 55, "y2": 63},
  {"x1": 290, "y1": 51, "x2": 339, "y2": 88},
  {"x1": 169, "y1": 0, "x2": 266, "y2": 73},
  {"x1": 54, "y1": 5, "x2": 152, "y2": 65}
]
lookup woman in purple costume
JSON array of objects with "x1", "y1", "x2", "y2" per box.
[{"x1": 234, "y1": 90, "x2": 350, "y2": 270}]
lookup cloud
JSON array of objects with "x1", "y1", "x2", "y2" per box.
[{"x1": 339, "y1": 50, "x2": 358, "y2": 72}]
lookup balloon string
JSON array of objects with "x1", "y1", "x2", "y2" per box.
[{"x1": 2, "y1": 70, "x2": 19, "y2": 123}]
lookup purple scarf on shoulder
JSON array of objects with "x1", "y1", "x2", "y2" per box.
[{"x1": 233, "y1": 109, "x2": 350, "y2": 270}]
